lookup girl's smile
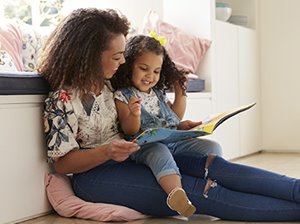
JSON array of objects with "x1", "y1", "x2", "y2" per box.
[{"x1": 131, "y1": 52, "x2": 163, "y2": 93}]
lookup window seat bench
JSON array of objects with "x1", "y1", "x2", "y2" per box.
[{"x1": 0, "y1": 72, "x2": 52, "y2": 224}]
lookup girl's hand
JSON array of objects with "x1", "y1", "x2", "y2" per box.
[
  {"x1": 106, "y1": 139, "x2": 140, "y2": 162},
  {"x1": 177, "y1": 120, "x2": 202, "y2": 130},
  {"x1": 174, "y1": 82, "x2": 186, "y2": 96},
  {"x1": 128, "y1": 96, "x2": 142, "y2": 117}
]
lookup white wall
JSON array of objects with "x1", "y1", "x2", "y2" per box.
[
  {"x1": 259, "y1": 0, "x2": 300, "y2": 151},
  {"x1": 62, "y1": 0, "x2": 163, "y2": 30}
]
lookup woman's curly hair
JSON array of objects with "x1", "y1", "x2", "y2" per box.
[
  {"x1": 111, "y1": 35, "x2": 187, "y2": 92},
  {"x1": 38, "y1": 8, "x2": 130, "y2": 93}
]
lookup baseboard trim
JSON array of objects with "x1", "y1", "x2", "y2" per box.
[
  {"x1": 261, "y1": 149, "x2": 300, "y2": 154},
  {"x1": 6, "y1": 210, "x2": 54, "y2": 224}
]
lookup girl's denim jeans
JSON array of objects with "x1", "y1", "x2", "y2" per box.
[
  {"x1": 130, "y1": 138, "x2": 223, "y2": 181},
  {"x1": 73, "y1": 154, "x2": 300, "y2": 221}
]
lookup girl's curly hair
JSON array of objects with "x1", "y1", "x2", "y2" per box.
[
  {"x1": 38, "y1": 8, "x2": 130, "y2": 94},
  {"x1": 111, "y1": 35, "x2": 187, "y2": 92}
]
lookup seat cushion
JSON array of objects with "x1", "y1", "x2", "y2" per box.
[{"x1": 0, "y1": 72, "x2": 50, "y2": 95}]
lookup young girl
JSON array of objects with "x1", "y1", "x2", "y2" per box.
[{"x1": 111, "y1": 35, "x2": 221, "y2": 217}]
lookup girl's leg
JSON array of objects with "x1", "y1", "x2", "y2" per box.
[
  {"x1": 130, "y1": 143, "x2": 180, "y2": 183},
  {"x1": 169, "y1": 138, "x2": 223, "y2": 157},
  {"x1": 72, "y1": 160, "x2": 300, "y2": 221},
  {"x1": 130, "y1": 143, "x2": 196, "y2": 217}
]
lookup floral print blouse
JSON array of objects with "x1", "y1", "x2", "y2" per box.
[{"x1": 44, "y1": 83, "x2": 122, "y2": 163}]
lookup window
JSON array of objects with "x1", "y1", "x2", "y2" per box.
[
  {"x1": 1, "y1": 0, "x2": 65, "y2": 33},
  {"x1": 0, "y1": 0, "x2": 68, "y2": 72}
]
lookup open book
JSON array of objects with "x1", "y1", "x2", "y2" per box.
[{"x1": 132, "y1": 102, "x2": 256, "y2": 145}]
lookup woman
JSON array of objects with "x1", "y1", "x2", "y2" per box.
[{"x1": 39, "y1": 8, "x2": 300, "y2": 221}]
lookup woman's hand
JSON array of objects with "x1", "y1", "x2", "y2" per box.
[
  {"x1": 106, "y1": 139, "x2": 140, "y2": 162},
  {"x1": 53, "y1": 139, "x2": 140, "y2": 174},
  {"x1": 177, "y1": 120, "x2": 202, "y2": 130}
]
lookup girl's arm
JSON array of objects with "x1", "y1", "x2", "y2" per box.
[
  {"x1": 169, "y1": 83, "x2": 187, "y2": 119},
  {"x1": 53, "y1": 139, "x2": 140, "y2": 174},
  {"x1": 115, "y1": 97, "x2": 142, "y2": 135},
  {"x1": 177, "y1": 120, "x2": 202, "y2": 130}
]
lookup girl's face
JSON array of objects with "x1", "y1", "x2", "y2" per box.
[
  {"x1": 101, "y1": 34, "x2": 126, "y2": 79},
  {"x1": 131, "y1": 51, "x2": 163, "y2": 93}
]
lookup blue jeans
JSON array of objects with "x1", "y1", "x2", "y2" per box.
[
  {"x1": 72, "y1": 154, "x2": 300, "y2": 221},
  {"x1": 130, "y1": 138, "x2": 222, "y2": 181}
]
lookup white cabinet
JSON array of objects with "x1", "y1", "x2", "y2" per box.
[
  {"x1": 238, "y1": 26, "x2": 261, "y2": 156},
  {"x1": 214, "y1": 21, "x2": 240, "y2": 159},
  {"x1": 214, "y1": 21, "x2": 261, "y2": 159},
  {"x1": 167, "y1": 92, "x2": 213, "y2": 121},
  {"x1": 184, "y1": 93, "x2": 213, "y2": 121}
]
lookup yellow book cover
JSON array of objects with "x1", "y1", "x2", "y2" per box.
[{"x1": 192, "y1": 102, "x2": 256, "y2": 134}]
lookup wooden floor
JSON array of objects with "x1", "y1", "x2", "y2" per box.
[{"x1": 20, "y1": 152, "x2": 300, "y2": 224}]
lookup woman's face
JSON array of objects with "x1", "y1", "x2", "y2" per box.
[{"x1": 101, "y1": 34, "x2": 126, "y2": 79}]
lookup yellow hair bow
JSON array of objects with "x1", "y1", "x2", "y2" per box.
[{"x1": 149, "y1": 31, "x2": 167, "y2": 46}]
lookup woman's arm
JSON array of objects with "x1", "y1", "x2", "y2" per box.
[
  {"x1": 169, "y1": 83, "x2": 187, "y2": 119},
  {"x1": 115, "y1": 97, "x2": 141, "y2": 135},
  {"x1": 53, "y1": 139, "x2": 140, "y2": 174}
]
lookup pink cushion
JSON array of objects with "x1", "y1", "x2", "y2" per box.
[
  {"x1": 142, "y1": 11, "x2": 211, "y2": 73},
  {"x1": 0, "y1": 19, "x2": 23, "y2": 71},
  {"x1": 0, "y1": 50, "x2": 17, "y2": 71},
  {"x1": 45, "y1": 173, "x2": 147, "y2": 221}
]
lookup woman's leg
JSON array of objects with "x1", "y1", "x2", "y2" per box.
[
  {"x1": 175, "y1": 153, "x2": 300, "y2": 204},
  {"x1": 72, "y1": 160, "x2": 178, "y2": 216},
  {"x1": 207, "y1": 155, "x2": 300, "y2": 204},
  {"x1": 171, "y1": 140, "x2": 216, "y2": 178},
  {"x1": 174, "y1": 153, "x2": 207, "y2": 177},
  {"x1": 185, "y1": 176, "x2": 300, "y2": 221},
  {"x1": 72, "y1": 160, "x2": 300, "y2": 221}
]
